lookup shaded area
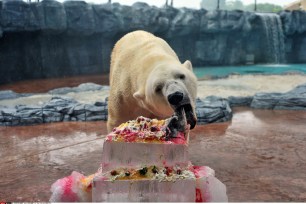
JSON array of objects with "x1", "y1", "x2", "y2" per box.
[
  {"x1": 0, "y1": 74, "x2": 108, "y2": 93},
  {"x1": 1, "y1": 108, "x2": 306, "y2": 202}
]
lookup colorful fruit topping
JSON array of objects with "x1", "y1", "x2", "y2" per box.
[{"x1": 139, "y1": 167, "x2": 148, "y2": 175}]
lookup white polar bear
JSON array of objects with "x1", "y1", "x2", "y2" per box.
[{"x1": 107, "y1": 30, "x2": 197, "y2": 132}]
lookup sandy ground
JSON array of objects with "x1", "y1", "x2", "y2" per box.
[
  {"x1": 1, "y1": 74, "x2": 306, "y2": 107},
  {"x1": 197, "y1": 74, "x2": 306, "y2": 98}
]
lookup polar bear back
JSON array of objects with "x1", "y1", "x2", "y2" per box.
[{"x1": 110, "y1": 30, "x2": 179, "y2": 92}]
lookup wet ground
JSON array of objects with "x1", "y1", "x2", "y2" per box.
[
  {"x1": 1, "y1": 75, "x2": 306, "y2": 202},
  {"x1": 1, "y1": 107, "x2": 306, "y2": 202}
]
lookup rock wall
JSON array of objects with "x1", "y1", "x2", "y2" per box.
[
  {"x1": 1, "y1": 0, "x2": 306, "y2": 84},
  {"x1": 280, "y1": 10, "x2": 306, "y2": 63}
]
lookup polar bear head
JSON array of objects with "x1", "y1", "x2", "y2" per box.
[{"x1": 133, "y1": 60, "x2": 197, "y2": 129}]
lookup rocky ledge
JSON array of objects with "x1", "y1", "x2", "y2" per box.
[
  {"x1": 0, "y1": 95, "x2": 232, "y2": 126},
  {"x1": 250, "y1": 83, "x2": 306, "y2": 110},
  {"x1": 228, "y1": 83, "x2": 306, "y2": 110},
  {"x1": 0, "y1": 83, "x2": 232, "y2": 126},
  {"x1": 1, "y1": 82, "x2": 306, "y2": 126}
]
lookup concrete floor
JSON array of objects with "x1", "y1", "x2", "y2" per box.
[{"x1": 1, "y1": 107, "x2": 306, "y2": 202}]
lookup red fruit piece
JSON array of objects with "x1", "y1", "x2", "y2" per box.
[
  {"x1": 164, "y1": 167, "x2": 172, "y2": 176},
  {"x1": 110, "y1": 170, "x2": 117, "y2": 176},
  {"x1": 150, "y1": 126, "x2": 157, "y2": 132}
]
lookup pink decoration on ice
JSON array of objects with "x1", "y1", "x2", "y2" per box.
[
  {"x1": 49, "y1": 171, "x2": 92, "y2": 202},
  {"x1": 192, "y1": 166, "x2": 211, "y2": 178},
  {"x1": 196, "y1": 188, "x2": 203, "y2": 202}
]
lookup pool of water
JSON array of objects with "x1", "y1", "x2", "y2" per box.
[{"x1": 194, "y1": 64, "x2": 306, "y2": 78}]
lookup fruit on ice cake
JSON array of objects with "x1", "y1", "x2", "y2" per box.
[
  {"x1": 101, "y1": 115, "x2": 191, "y2": 172},
  {"x1": 98, "y1": 165, "x2": 196, "y2": 181},
  {"x1": 106, "y1": 115, "x2": 190, "y2": 144}
]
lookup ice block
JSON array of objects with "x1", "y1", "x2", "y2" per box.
[
  {"x1": 93, "y1": 179, "x2": 195, "y2": 202},
  {"x1": 92, "y1": 165, "x2": 228, "y2": 202},
  {"x1": 102, "y1": 116, "x2": 190, "y2": 172}
]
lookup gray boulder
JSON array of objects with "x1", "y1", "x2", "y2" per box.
[
  {"x1": 15, "y1": 105, "x2": 43, "y2": 125},
  {"x1": 42, "y1": 109, "x2": 63, "y2": 123},
  {"x1": 195, "y1": 34, "x2": 227, "y2": 64},
  {"x1": 130, "y1": 2, "x2": 162, "y2": 33},
  {"x1": 64, "y1": 1, "x2": 95, "y2": 36},
  {"x1": 200, "y1": 10, "x2": 255, "y2": 33},
  {"x1": 296, "y1": 37, "x2": 306, "y2": 62},
  {"x1": 0, "y1": 94, "x2": 109, "y2": 126},
  {"x1": 0, "y1": 1, "x2": 3, "y2": 37},
  {"x1": 1, "y1": 106, "x2": 16, "y2": 116},
  {"x1": 0, "y1": 106, "x2": 17, "y2": 126},
  {"x1": 85, "y1": 103, "x2": 108, "y2": 121},
  {"x1": 48, "y1": 83, "x2": 107, "y2": 94},
  {"x1": 196, "y1": 96, "x2": 232, "y2": 124},
  {"x1": 168, "y1": 8, "x2": 201, "y2": 36},
  {"x1": 1, "y1": 0, "x2": 39, "y2": 32},
  {"x1": 280, "y1": 10, "x2": 306, "y2": 35},
  {"x1": 92, "y1": 3, "x2": 122, "y2": 36},
  {"x1": 251, "y1": 83, "x2": 306, "y2": 110},
  {"x1": 110, "y1": 2, "x2": 163, "y2": 34},
  {"x1": 0, "y1": 90, "x2": 20, "y2": 100},
  {"x1": 250, "y1": 92, "x2": 283, "y2": 109},
  {"x1": 36, "y1": 0, "x2": 67, "y2": 34},
  {"x1": 275, "y1": 83, "x2": 306, "y2": 110},
  {"x1": 228, "y1": 96, "x2": 253, "y2": 107},
  {"x1": 77, "y1": 83, "x2": 108, "y2": 92}
]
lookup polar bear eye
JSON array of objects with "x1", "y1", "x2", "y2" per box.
[
  {"x1": 177, "y1": 74, "x2": 185, "y2": 80},
  {"x1": 155, "y1": 84, "x2": 163, "y2": 93}
]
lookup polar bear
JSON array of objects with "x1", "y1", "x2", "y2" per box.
[{"x1": 107, "y1": 30, "x2": 197, "y2": 132}]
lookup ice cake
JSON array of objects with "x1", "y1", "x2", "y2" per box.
[
  {"x1": 93, "y1": 115, "x2": 227, "y2": 202},
  {"x1": 50, "y1": 115, "x2": 228, "y2": 202},
  {"x1": 101, "y1": 116, "x2": 190, "y2": 172}
]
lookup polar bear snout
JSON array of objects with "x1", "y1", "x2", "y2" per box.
[
  {"x1": 164, "y1": 82, "x2": 197, "y2": 129},
  {"x1": 167, "y1": 91, "x2": 184, "y2": 105},
  {"x1": 165, "y1": 81, "x2": 189, "y2": 107}
]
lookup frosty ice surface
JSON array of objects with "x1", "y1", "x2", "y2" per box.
[{"x1": 101, "y1": 140, "x2": 189, "y2": 172}]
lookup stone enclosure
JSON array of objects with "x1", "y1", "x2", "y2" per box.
[
  {"x1": 1, "y1": 82, "x2": 306, "y2": 126},
  {"x1": 0, "y1": 0, "x2": 306, "y2": 84}
]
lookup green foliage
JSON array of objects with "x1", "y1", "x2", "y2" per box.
[
  {"x1": 200, "y1": 0, "x2": 283, "y2": 12},
  {"x1": 225, "y1": 0, "x2": 244, "y2": 10},
  {"x1": 245, "y1": 3, "x2": 283, "y2": 13}
]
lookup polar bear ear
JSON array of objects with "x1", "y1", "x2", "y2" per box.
[
  {"x1": 133, "y1": 90, "x2": 145, "y2": 101},
  {"x1": 183, "y1": 60, "x2": 193, "y2": 71}
]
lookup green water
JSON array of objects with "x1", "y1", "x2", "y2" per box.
[{"x1": 193, "y1": 64, "x2": 306, "y2": 78}]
